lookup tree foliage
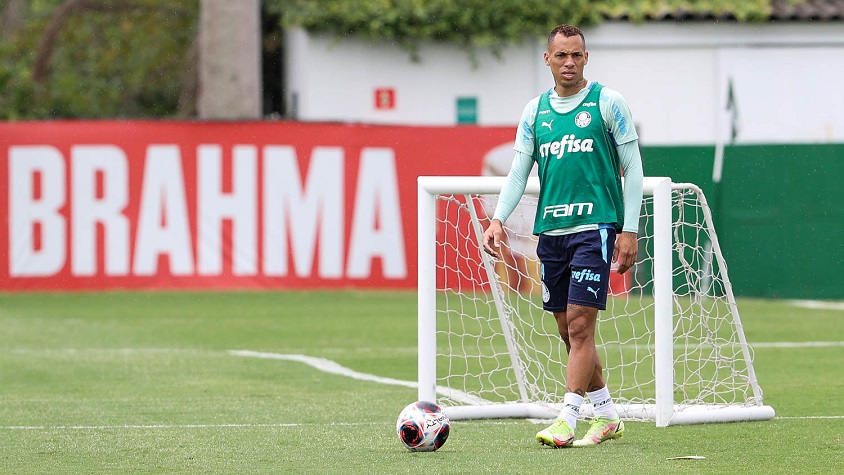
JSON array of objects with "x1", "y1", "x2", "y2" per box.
[
  {"x1": 272, "y1": 0, "x2": 774, "y2": 59},
  {"x1": 0, "y1": 0, "x2": 197, "y2": 120}
]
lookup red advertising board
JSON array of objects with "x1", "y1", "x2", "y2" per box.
[{"x1": 1, "y1": 121, "x2": 514, "y2": 291}]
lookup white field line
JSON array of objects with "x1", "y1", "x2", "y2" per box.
[
  {"x1": 3, "y1": 416, "x2": 843, "y2": 431},
  {"x1": 751, "y1": 341, "x2": 844, "y2": 348},
  {"x1": 227, "y1": 350, "x2": 416, "y2": 388},
  {"x1": 775, "y1": 415, "x2": 844, "y2": 420},
  {"x1": 2, "y1": 416, "x2": 842, "y2": 432},
  {"x1": 0, "y1": 422, "x2": 381, "y2": 431},
  {"x1": 788, "y1": 300, "x2": 844, "y2": 311},
  {"x1": 228, "y1": 350, "x2": 489, "y2": 406},
  {"x1": 608, "y1": 341, "x2": 844, "y2": 351},
  {"x1": 4, "y1": 341, "x2": 842, "y2": 357}
]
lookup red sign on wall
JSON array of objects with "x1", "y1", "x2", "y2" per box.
[
  {"x1": 0, "y1": 121, "x2": 514, "y2": 291},
  {"x1": 374, "y1": 88, "x2": 395, "y2": 110}
]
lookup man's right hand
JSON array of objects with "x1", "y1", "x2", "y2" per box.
[{"x1": 482, "y1": 219, "x2": 504, "y2": 259}]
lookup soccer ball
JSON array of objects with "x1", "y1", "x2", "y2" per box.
[{"x1": 395, "y1": 401, "x2": 450, "y2": 452}]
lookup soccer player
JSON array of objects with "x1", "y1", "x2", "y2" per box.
[{"x1": 481, "y1": 24, "x2": 644, "y2": 448}]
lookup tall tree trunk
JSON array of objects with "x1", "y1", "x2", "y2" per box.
[
  {"x1": 178, "y1": 34, "x2": 199, "y2": 118},
  {"x1": 197, "y1": 0, "x2": 261, "y2": 119},
  {"x1": 32, "y1": 0, "x2": 85, "y2": 87},
  {"x1": 0, "y1": 0, "x2": 25, "y2": 36}
]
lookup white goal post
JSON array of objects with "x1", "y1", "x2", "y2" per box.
[{"x1": 417, "y1": 176, "x2": 774, "y2": 427}]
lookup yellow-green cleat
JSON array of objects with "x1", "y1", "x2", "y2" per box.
[
  {"x1": 536, "y1": 418, "x2": 575, "y2": 448},
  {"x1": 572, "y1": 416, "x2": 625, "y2": 447}
]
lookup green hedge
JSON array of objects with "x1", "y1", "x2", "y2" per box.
[{"x1": 272, "y1": 0, "x2": 772, "y2": 59}]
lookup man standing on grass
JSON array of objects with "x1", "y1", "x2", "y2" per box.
[{"x1": 482, "y1": 23, "x2": 644, "y2": 448}]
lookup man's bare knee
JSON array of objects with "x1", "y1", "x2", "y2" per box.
[{"x1": 566, "y1": 304, "x2": 598, "y2": 344}]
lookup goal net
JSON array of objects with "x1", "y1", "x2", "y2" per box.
[{"x1": 416, "y1": 176, "x2": 774, "y2": 426}]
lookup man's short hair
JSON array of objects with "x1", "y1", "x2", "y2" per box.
[{"x1": 547, "y1": 24, "x2": 585, "y2": 49}]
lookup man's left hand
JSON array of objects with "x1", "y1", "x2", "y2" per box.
[{"x1": 613, "y1": 231, "x2": 638, "y2": 275}]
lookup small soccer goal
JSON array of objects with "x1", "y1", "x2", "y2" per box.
[{"x1": 416, "y1": 176, "x2": 774, "y2": 427}]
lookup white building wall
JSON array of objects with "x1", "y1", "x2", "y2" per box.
[
  {"x1": 285, "y1": 22, "x2": 844, "y2": 145},
  {"x1": 284, "y1": 28, "x2": 537, "y2": 127}
]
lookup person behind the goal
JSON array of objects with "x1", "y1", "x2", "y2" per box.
[{"x1": 481, "y1": 23, "x2": 644, "y2": 448}]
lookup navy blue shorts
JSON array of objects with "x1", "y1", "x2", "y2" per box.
[{"x1": 536, "y1": 229, "x2": 616, "y2": 312}]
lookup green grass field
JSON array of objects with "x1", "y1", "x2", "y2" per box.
[{"x1": 1, "y1": 290, "x2": 842, "y2": 474}]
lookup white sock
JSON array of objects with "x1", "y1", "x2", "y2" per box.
[
  {"x1": 587, "y1": 386, "x2": 619, "y2": 419},
  {"x1": 559, "y1": 392, "x2": 583, "y2": 430}
]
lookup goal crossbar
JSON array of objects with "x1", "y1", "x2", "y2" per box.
[{"x1": 417, "y1": 176, "x2": 774, "y2": 427}]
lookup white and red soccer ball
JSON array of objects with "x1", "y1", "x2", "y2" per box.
[{"x1": 395, "y1": 401, "x2": 450, "y2": 452}]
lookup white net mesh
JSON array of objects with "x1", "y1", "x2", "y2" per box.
[{"x1": 433, "y1": 185, "x2": 765, "y2": 420}]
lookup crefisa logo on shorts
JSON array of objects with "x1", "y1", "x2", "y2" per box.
[{"x1": 571, "y1": 268, "x2": 601, "y2": 283}]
